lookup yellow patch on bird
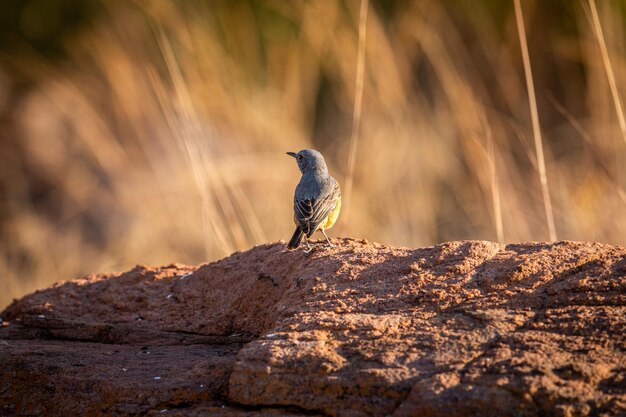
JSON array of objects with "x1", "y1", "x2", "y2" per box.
[{"x1": 321, "y1": 195, "x2": 341, "y2": 230}]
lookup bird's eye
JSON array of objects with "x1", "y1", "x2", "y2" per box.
[{"x1": 298, "y1": 155, "x2": 303, "y2": 160}]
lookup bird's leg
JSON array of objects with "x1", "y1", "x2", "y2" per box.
[
  {"x1": 303, "y1": 236, "x2": 314, "y2": 254},
  {"x1": 321, "y1": 229, "x2": 334, "y2": 248}
]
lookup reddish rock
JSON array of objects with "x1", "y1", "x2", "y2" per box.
[{"x1": 1, "y1": 239, "x2": 625, "y2": 416}]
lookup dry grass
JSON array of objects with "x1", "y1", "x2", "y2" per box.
[
  {"x1": 343, "y1": 0, "x2": 368, "y2": 224},
  {"x1": 0, "y1": 1, "x2": 625, "y2": 309},
  {"x1": 514, "y1": 0, "x2": 557, "y2": 242}
]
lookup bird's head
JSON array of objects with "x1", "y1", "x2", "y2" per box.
[{"x1": 286, "y1": 149, "x2": 328, "y2": 175}]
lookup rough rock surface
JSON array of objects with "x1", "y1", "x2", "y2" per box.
[{"x1": 1, "y1": 239, "x2": 625, "y2": 417}]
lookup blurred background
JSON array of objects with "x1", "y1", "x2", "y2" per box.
[{"x1": 1, "y1": 0, "x2": 625, "y2": 309}]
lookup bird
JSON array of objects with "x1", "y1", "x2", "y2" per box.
[{"x1": 286, "y1": 149, "x2": 341, "y2": 252}]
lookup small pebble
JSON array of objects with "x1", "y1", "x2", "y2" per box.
[
  {"x1": 154, "y1": 376, "x2": 161, "y2": 380},
  {"x1": 166, "y1": 294, "x2": 173, "y2": 299},
  {"x1": 38, "y1": 315, "x2": 45, "y2": 319},
  {"x1": 122, "y1": 368, "x2": 127, "y2": 372}
]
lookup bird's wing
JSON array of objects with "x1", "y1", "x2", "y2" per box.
[{"x1": 294, "y1": 180, "x2": 340, "y2": 237}]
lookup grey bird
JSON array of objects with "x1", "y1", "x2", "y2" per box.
[{"x1": 286, "y1": 149, "x2": 342, "y2": 251}]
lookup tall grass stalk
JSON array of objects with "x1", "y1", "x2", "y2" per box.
[
  {"x1": 487, "y1": 125, "x2": 504, "y2": 243},
  {"x1": 587, "y1": 0, "x2": 626, "y2": 149},
  {"x1": 343, "y1": 0, "x2": 369, "y2": 224},
  {"x1": 514, "y1": 0, "x2": 557, "y2": 242}
]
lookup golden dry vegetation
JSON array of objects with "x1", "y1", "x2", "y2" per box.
[{"x1": 0, "y1": 0, "x2": 625, "y2": 309}]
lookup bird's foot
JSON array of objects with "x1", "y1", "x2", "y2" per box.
[
  {"x1": 319, "y1": 243, "x2": 334, "y2": 251},
  {"x1": 302, "y1": 242, "x2": 315, "y2": 254}
]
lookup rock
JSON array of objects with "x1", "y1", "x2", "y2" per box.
[{"x1": 1, "y1": 239, "x2": 625, "y2": 416}]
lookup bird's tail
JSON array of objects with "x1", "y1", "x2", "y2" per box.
[{"x1": 287, "y1": 228, "x2": 304, "y2": 249}]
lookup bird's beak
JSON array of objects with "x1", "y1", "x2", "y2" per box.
[{"x1": 286, "y1": 152, "x2": 297, "y2": 158}]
